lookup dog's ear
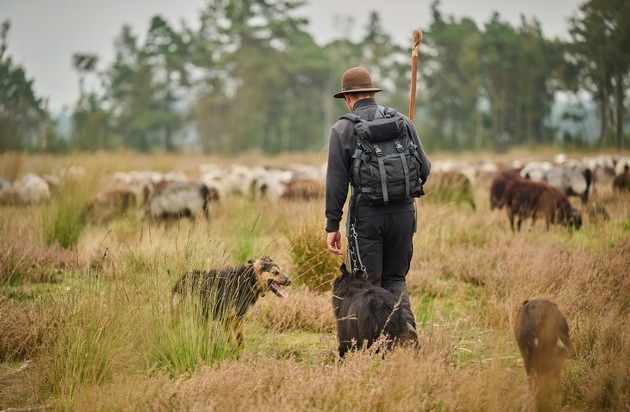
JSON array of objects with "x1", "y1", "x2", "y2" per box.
[
  {"x1": 250, "y1": 258, "x2": 265, "y2": 273},
  {"x1": 340, "y1": 262, "x2": 349, "y2": 275}
]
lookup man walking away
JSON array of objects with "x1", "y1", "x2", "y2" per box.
[{"x1": 325, "y1": 66, "x2": 431, "y2": 332}]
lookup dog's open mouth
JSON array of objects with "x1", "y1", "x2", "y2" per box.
[{"x1": 269, "y1": 280, "x2": 289, "y2": 298}]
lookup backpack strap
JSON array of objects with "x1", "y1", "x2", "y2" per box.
[
  {"x1": 376, "y1": 152, "x2": 389, "y2": 203},
  {"x1": 340, "y1": 105, "x2": 396, "y2": 122},
  {"x1": 340, "y1": 113, "x2": 362, "y2": 122},
  {"x1": 378, "y1": 106, "x2": 396, "y2": 119}
]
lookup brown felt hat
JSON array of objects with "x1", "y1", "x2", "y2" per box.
[{"x1": 333, "y1": 67, "x2": 383, "y2": 98}]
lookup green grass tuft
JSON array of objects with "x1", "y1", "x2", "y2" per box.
[{"x1": 41, "y1": 179, "x2": 92, "y2": 249}]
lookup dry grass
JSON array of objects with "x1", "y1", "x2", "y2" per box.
[
  {"x1": 0, "y1": 150, "x2": 628, "y2": 411},
  {"x1": 283, "y1": 202, "x2": 342, "y2": 293}
]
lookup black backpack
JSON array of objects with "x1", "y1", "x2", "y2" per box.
[{"x1": 341, "y1": 106, "x2": 424, "y2": 205}]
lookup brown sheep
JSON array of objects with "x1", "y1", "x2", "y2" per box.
[
  {"x1": 489, "y1": 168, "x2": 521, "y2": 210},
  {"x1": 84, "y1": 188, "x2": 138, "y2": 223},
  {"x1": 504, "y1": 178, "x2": 552, "y2": 232},
  {"x1": 280, "y1": 178, "x2": 324, "y2": 200},
  {"x1": 514, "y1": 299, "x2": 573, "y2": 410},
  {"x1": 547, "y1": 184, "x2": 583, "y2": 229},
  {"x1": 504, "y1": 178, "x2": 582, "y2": 232}
]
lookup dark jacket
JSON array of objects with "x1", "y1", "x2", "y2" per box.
[{"x1": 325, "y1": 98, "x2": 431, "y2": 233}]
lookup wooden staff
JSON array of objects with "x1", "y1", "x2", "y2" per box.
[{"x1": 409, "y1": 30, "x2": 423, "y2": 121}]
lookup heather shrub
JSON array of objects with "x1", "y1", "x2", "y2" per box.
[
  {"x1": 0, "y1": 239, "x2": 79, "y2": 284},
  {"x1": 254, "y1": 286, "x2": 335, "y2": 333},
  {"x1": 0, "y1": 297, "x2": 59, "y2": 361}
]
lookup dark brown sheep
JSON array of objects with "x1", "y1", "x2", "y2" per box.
[
  {"x1": 280, "y1": 178, "x2": 324, "y2": 200},
  {"x1": 546, "y1": 184, "x2": 583, "y2": 229},
  {"x1": 514, "y1": 299, "x2": 573, "y2": 410},
  {"x1": 489, "y1": 168, "x2": 521, "y2": 210},
  {"x1": 504, "y1": 178, "x2": 582, "y2": 232},
  {"x1": 84, "y1": 188, "x2": 138, "y2": 222},
  {"x1": 504, "y1": 178, "x2": 552, "y2": 232}
]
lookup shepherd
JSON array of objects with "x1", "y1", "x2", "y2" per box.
[{"x1": 324, "y1": 32, "x2": 432, "y2": 334}]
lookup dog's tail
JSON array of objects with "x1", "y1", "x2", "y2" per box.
[{"x1": 380, "y1": 298, "x2": 419, "y2": 349}]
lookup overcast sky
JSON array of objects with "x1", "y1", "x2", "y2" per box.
[{"x1": 2, "y1": 0, "x2": 584, "y2": 113}]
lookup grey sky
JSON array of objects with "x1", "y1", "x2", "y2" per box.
[{"x1": 2, "y1": 0, "x2": 583, "y2": 112}]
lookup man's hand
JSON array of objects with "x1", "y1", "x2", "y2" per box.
[{"x1": 327, "y1": 231, "x2": 342, "y2": 255}]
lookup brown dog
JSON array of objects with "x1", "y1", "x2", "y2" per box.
[
  {"x1": 514, "y1": 299, "x2": 573, "y2": 410},
  {"x1": 172, "y1": 256, "x2": 291, "y2": 346}
]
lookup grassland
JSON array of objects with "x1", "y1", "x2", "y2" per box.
[{"x1": 0, "y1": 150, "x2": 628, "y2": 411}]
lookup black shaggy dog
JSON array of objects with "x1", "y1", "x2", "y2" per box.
[
  {"x1": 172, "y1": 256, "x2": 291, "y2": 346},
  {"x1": 332, "y1": 263, "x2": 417, "y2": 358},
  {"x1": 514, "y1": 299, "x2": 573, "y2": 411}
]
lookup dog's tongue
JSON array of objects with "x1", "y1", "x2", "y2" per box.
[{"x1": 272, "y1": 282, "x2": 289, "y2": 298}]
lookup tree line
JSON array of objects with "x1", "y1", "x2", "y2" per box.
[{"x1": 1, "y1": 0, "x2": 628, "y2": 154}]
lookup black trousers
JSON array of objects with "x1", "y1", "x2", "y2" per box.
[{"x1": 348, "y1": 209, "x2": 416, "y2": 329}]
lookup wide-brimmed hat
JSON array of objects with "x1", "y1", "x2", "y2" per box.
[{"x1": 333, "y1": 67, "x2": 383, "y2": 98}]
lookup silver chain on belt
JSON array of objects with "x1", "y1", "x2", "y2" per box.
[{"x1": 348, "y1": 223, "x2": 366, "y2": 273}]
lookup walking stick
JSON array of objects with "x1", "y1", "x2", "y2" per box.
[{"x1": 409, "y1": 30, "x2": 423, "y2": 122}]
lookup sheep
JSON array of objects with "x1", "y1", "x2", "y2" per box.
[
  {"x1": 583, "y1": 155, "x2": 616, "y2": 187},
  {"x1": 105, "y1": 171, "x2": 154, "y2": 206},
  {"x1": 612, "y1": 166, "x2": 630, "y2": 193},
  {"x1": 286, "y1": 162, "x2": 326, "y2": 182},
  {"x1": 280, "y1": 178, "x2": 324, "y2": 200},
  {"x1": 251, "y1": 167, "x2": 294, "y2": 201},
  {"x1": 84, "y1": 188, "x2": 139, "y2": 223},
  {"x1": 504, "y1": 178, "x2": 581, "y2": 232},
  {"x1": 546, "y1": 162, "x2": 592, "y2": 205},
  {"x1": 0, "y1": 174, "x2": 51, "y2": 206},
  {"x1": 514, "y1": 299, "x2": 573, "y2": 410},
  {"x1": 0, "y1": 177, "x2": 11, "y2": 191},
  {"x1": 473, "y1": 159, "x2": 500, "y2": 184},
  {"x1": 548, "y1": 184, "x2": 583, "y2": 230},
  {"x1": 147, "y1": 180, "x2": 214, "y2": 221},
  {"x1": 199, "y1": 173, "x2": 225, "y2": 203},
  {"x1": 520, "y1": 161, "x2": 553, "y2": 182},
  {"x1": 223, "y1": 164, "x2": 257, "y2": 197},
  {"x1": 505, "y1": 178, "x2": 553, "y2": 232},
  {"x1": 523, "y1": 161, "x2": 592, "y2": 205},
  {"x1": 614, "y1": 156, "x2": 630, "y2": 176},
  {"x1": 489, "y1": 168, "x2": 521, "y2": 211}
]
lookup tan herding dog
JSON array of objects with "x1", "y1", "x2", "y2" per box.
[
  {"x1": 172, "y1": 256, "x2": 291, "y2": 346},
  {"x1": 514, "y1": 299, "x2": 573, "y2": 411}
]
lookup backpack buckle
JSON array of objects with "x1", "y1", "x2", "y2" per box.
[
  {"x1": 395, "y1": 141, "x2": 404, "y2": 152},
  {"x1": 374, "y1": 146, "x2": 383, "y2": 157}
]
